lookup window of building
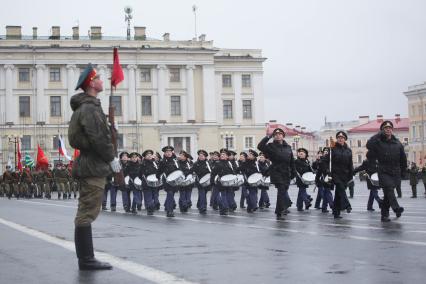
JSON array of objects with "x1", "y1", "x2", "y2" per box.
[
  {"x1": 142, "y1": 96, "x2": 152, "y2": 116},
  {"x1": 418, "y1": 105, "x2": 422, "y2": 116},
  {"x1": 349, "y1": 139, "x2": 353, "y2": 147},
  {"x1": 412, "y1": 125, "x2": 417, "y2": 139},
  {"x1": 171, "y1": 96, "x2": 181, "y2": 116},
  {"x1": 50, "y1": 96, "x2": 61, "y2": 117},
  {"x1": 242, "y1": 74, "x2": 251, "y2": 88},
  {"x1": 21, "y1": 135, "x2": 31, "y2": 151},
  {"x1": 243, "y1": 100, "x2": 252, "y2": 119},
  {"x1": 140, "y1": 68, "x2": 151, "y2": 82},
  {"x1": 222, "y1": 74, "x2": 232, "y2": 88},
  {"x1": 169, "y1": 68, "x2": 180, "y2": 82},
  {"x1": 403, "y1": 137, "x2": 409, "y2": 145},
  {"x1": 224, "y1": 136, "x2": 234, "y2": 149},
  {"x1": 117, "y1": 134, "x2": 124, "y2": 149},
  {"x1": 357, "y1": 154, "x2": 362, "y2": 164},
  {"x1": 292, "y1": 142, "x2": 296, "y2": 150},
  {"x1": 167, "y1": 137, "x2": 191, "y2": 153},
  {"x1": 111, "y1": 96, "x2": 122, "y2": 116},
  {"x1": 19, "y1": 68, "x2": 30, "y2": 82},
  {"x1": 244, "y1": 136, "x2": 254, "y2": 149},
  {"x1": 223, "y1": 100, "x2": 233, "y2": 119},
  {"x1": 325, "y1": 139, "x2": 329, "y2": 147},
  {"x1": 49, "y1": 67, "x2": 61, "y2": 82},
  {"x1": 411, "y1": 105, "x2": 416, "y2": 116},
  {"x1": 357, "y1": 140, "x2": 362, "y2": 147},
  {"x1": 19, "y1": 96, "x2": 30, "y2": 117}
]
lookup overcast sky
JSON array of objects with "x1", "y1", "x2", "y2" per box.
[{"x1": 2, "y1": 0, "x2": 426, "y2": 130}]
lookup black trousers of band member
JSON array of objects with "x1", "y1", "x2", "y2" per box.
[
  {"x1": 381, "y1": 187, "x2": 401, "y2": 218},
  {"x1": 274, "y1": 183, "x2": 291, "y2": 216},
  {"x1": 333, "y1": 183, "x2": 351, "y2": 216}
]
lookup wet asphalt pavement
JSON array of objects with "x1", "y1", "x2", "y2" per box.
[{"x1": 1, "y1": 180, "x2": 426, "y2": 284}]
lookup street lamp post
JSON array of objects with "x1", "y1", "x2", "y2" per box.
[
  {"x1": 294, "y1": 134, "x2": 300, "y2": 151},
  {"x1": 7, "y1": 135, "x2": 20, "y2": 170}
]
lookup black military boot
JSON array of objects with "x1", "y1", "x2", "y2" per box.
[{"x1": 75, "y1": 225, "x2": 112, "y2": 270}]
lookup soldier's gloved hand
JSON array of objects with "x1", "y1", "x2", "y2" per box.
[{"x1": 109, "y1": 157, "x2": 121, "y2": 173}]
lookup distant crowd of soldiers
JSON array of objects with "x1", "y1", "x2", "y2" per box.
[{"x1": 0, "y1": 162, "x2": 80, "y2": 200}]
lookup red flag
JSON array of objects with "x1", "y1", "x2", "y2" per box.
[
  {"x1": 36, "y1": 144, "x2": 49, "y2": 169},
  {"x1": 111, "y1": 47, "x2": 124, "y2": 88},
  {"x1": 17, "y1": 138, "x2": 22, "y2": 171},
  {"x1": 73, "y1": 148, "x2": 80, "y2": 160}
]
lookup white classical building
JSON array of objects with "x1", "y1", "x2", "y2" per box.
[{"x1": 0, "y1": 25, "x2": 266, "y2": 170}]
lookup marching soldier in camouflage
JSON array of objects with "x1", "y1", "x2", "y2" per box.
[{"x1": 54, "y1": 162, "x2": 70, "y2": 199}]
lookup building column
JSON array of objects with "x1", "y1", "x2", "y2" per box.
[
  {"x1": 157, "y1": 64, "x2": 167, "y2": 122},
  {"x1": 96, "y1": 65, "x2": 108, "y2": 113},
  {"x1": 35, "y1": 64, "x2": 46, "y2": 123},
  {"x1": 65, "y1": 64, "x2": 76, "y2": 122},
  {"x1": 4, "y1": 64, "x2": 14, "y2": 123},
  {"x1": 253, "y1": 72, "x2": 265, "y2": 125},
  {"x1": 186, "y1": 65, "x2": 195, "y2": 122},
  {"x1": 127, "y1": 65, "x2": 137, "y2": 122},
  {"x1": 202, "y1": 64, "x2": 217, "y2": 123},
  {"x1": 234, "y1": 72, "x2": 242, "y2": 125}
]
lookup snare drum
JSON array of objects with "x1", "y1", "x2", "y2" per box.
[
  {"x1": 236, "y1": 174, "x2": 245, "y2": 186},
  {"x1": 166, "y1": 170, "x2": 185, "y2": 186},
  {"x1": 199, "y1": 173, "x2": 211, "y2": 187},
  {"x1": 370, "y1": 173, "x2": 379, "y2": 187},
  {"x1": 220, "y1": 174, "x2": 238, "y2": 187},
  {"x1": 247, "y1": 173, "x2": 263, "y2": 187},
  {"x1": 146, "y1": 174, "x2": 162, "y2": 188},
  {"x1": 261, "y1": 176, "x2": 270, "y2": 187},
  {"x1": 301, "y1": 172, "x2": 316, "y2": 185},
  {"x1": 181, "y1": 174, "x2": 196, "y2": 187},
  {"x1": 134, "y1": 177, "x2": 142, "y2": 186}
]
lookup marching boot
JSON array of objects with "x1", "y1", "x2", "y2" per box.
[
  {"x1": 411, "y1": 187, "x2": 417, "y2": 198},
  {"x1": 75, "y1": 225, "x2": 112, "y2": 270}
]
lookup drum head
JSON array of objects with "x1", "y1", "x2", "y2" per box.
[
  {"x1": 167, "y1": 170, "x2": 184, "y2": 182},
  {"x1": 147, "y1": 174, "x2": 158, "y2": 182},
  {"x1": 134, "y1": 177, "x2": 142, "y2": 186},
  {"x1": 200, "y1": 173, "x2": 211, "y2": 183},
  {"x1": 221, "y1": 174, "x2": 236, "y2": 182},
  {"x1": 248, "y1": 173, "x2": 262, "y2": 183}
]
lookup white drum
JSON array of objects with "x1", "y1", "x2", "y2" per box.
[
  {"x1": 199, "y1": 173, "x2": 211, "y2": 187},
  {"x1": 181, "y1": 174, "x2": 196, "y2": 187},
  {"x1": 146, "y1": 174, "x2": 163, "y2": 188},
  {"x1": 247, "y1": 173, "x2": 263, "y2": 187},
  {"x1": 134, "y1": 177, "x2": 142, "y2": 186},
  {"x1": 124, "y1": 176, "x2": 130, "y2": 185},
  {"x1": 220, "y1": 174, "x2": 238, "y2": 187},
  {"x1": 261, "y1": 176, "x2": 271, "y2": 187},
  {"x1": 301, "y1": 172, "x2": 316, "y2": 185},
  {"x1": 370, "y1": 173, "x2": 379, "y2": 187},
  {"x1": 236, "y1": 174, "x2": 245, "y2": 186},
  {"x1": 166, "y1": 170, "x2": 185, "y2": 186}
]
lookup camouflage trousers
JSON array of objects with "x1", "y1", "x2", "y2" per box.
[
  {"x1": 57, "y1": 181, "x2": 70, "y2": 194},
  {"x1": 74, "y1": 177, "x2": 106, "y2": 227}
]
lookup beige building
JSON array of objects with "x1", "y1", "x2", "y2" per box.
[
  {"x1": 404, "y1": 82, "x2": 426, "y2": 165},
  {"x1": 0, "y1": 25, "x2": 266, "y2": 171}
]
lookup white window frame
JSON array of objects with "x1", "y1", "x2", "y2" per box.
[
  {"x1": 223, "y1": 135, "x2": 235, "y2": 150},
  {"x1": 243, "y1": 135, "x2": 255, "y2": 150},
  {"x1": 222, "y1": 74, "x2": 232, "y2": 88}
]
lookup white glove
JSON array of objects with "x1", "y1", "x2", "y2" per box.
[{"x1": 110, "y1": 157, "x2": 121, "y2": 173}]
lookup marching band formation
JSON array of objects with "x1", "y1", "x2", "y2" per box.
[{"x1": 0, "y1": 119, "x2": 418, "y2": 223}]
